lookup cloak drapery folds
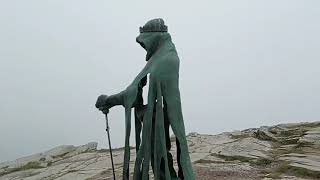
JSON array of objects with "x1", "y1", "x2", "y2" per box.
[{"x1": 117, "y1": 19, "x2": 195, "y2": 180}]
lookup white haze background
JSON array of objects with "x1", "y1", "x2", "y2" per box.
[{"x1": 0, "y1": 1, "x2": 319, "y2": 162}]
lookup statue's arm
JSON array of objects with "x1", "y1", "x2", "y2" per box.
[
  {"x1": 96, "y1": 62, "x2": 150, "y2": 113},
  {"x1": 96, "y1": 91, "x2": 125, "y2": 110},
  {"x1": 107, "y1": 91, "x2": 126, "y2": 107},
  {"x1": 96, "y1": 75, "x2": 147, "y2": 112}
]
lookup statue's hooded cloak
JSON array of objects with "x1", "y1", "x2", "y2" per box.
[{"x1": 120, "y1": 18, "x2": 195, "y2": 180}]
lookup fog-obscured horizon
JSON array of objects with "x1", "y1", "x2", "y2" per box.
[{"x1": 0, "y1": 1, "x2": 319, "y2": 162}]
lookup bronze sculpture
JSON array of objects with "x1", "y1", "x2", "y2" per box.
[{"x1": 96, "y1": 18, "x2": 195, "y2": 180}]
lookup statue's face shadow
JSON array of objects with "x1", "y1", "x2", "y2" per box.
[{"x1": 136, "y1": 35, "x2": 146, "y2": 50}]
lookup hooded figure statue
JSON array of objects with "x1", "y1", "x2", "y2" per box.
[{"x1": 96, "y1": 18, "x2": 195, "y2": 180}]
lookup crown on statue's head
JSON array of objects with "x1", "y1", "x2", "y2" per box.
[{"x1": 139, "y1": 18, "x2": 168, "y2": 33}]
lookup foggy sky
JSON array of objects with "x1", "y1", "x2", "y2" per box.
[{"x1": 0, "y1": 0, "x2": 319, "y2": 162}]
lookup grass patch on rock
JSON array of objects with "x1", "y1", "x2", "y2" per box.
[
  {"x1": 194, "y1": 159, "x2": 221, "y2": 164},
  {"x1": 0, "y1": 166, "x2": 9, "y2": 170},
  {"x1": 47, "y1": 161, "x2": 53, "y2": 166},
  {"x1": 271, "y1": 144, "x2": 305, "y2": 158},
  {"x1": 211, "y1": 153, "x2": 253, "y2": 162},
  {"x1": 0, "y1": 161, "x2": 43, "y2": 176},
  {"x1": 250, "y1": 157, "x2": 273, "y2": 166},
  {"x1": 51, "y1": 152, "x2": 69, "y2": 159},
  {"x1": 97, "y1": 146, "x2": 135, "y2": 153},
  {"x1": 266, "y1": 161, "x2": 320, "y2": 179},
  {"x1": 230, "y1": 134, "x2": 250, "y2": 139},
  {"x1": 288, "y1": 122, "x2": 320, "y2": 130}
]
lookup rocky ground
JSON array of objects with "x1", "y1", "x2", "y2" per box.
[{"x1": 1, "y1": 121, "x2": 320, "y2": 180}]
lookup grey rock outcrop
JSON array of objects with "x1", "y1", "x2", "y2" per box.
[
  {"x1": 298, "y1": 127, "x2": 320, "y2": 147},
  {"x1": 1, "y1": 121, "x2": 320, "y2": 180}
]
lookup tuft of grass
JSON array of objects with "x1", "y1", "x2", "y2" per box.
[
  {"x1": 97, "y1": 146, "x2": 135, "y2": 153},
  {"x1": 271, "y1": 145, "x2": 304, "y2": 158},
  {"x1": 194, "y1": 159, "x2": 219, "y2": 164},
  {"x1": 51, "y1": 152, "x2": 69, "y2": 159},
  {"x1": 0, "y1": 166, "x2": 9, "y2": 170},
  {"x1": 67, "y1": 169, "x2": 78, "y2": 173},
  {"x1": 20, "y1": 161, "x2": 42, "y2": 170},
  {"x1": 251, "y1": 158, "x2": 273, "y2": 166},
  {"x1": 230, "y1": 134, "x2": 250, "y2": 139},
  {"x1": 47, "y1": 161, "x2": 53, "y2": 166},
  {"x1": 278, "y1": 137, "x2": 300, "y2": 145},
  {"x1": 267, "y1": 161, "x2": 320, "y2": 179},
  {"x1": 0, "y1": 161, "x2": 43, "y2": 176},
  {"x1": 278, "y1": 129, "x2": 304, "y2": 137},
  {"x1": 289, "y1": 166, "x2": 320, "y2": 179},
  {"x1": 288, "y1": 122, "x2": 320, "y2": 129},
  {"x1": 211, "y1": 153, "x2": 253, "y2": 162},
  {"x1": 254, "y1": 130, "x2": 277, "y2": 141}
]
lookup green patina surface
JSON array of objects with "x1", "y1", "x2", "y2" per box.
[{"x1": 96, "y1": 18, "x2": 194, "y2": 180}]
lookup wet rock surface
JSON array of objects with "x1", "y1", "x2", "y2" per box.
[{"x1": 1, "y1": 121, "x2": 320, "y2": 180}]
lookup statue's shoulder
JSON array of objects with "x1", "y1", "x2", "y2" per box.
[
  {"x1": 155, "y1": 48, "x2": 179, "y2": 64},
  {"x1": 149, "y1": 52, "x2": 179, "y2": 81},
  {"x1": 161, "y1": 50, "x2": 179, "y2": 68}
]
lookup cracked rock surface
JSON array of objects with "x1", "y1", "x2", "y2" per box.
[{"x1": 1, "y1": 121, "x2": 320, "y2": 180}]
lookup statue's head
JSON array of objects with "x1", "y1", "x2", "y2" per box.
[{"x1": 136, "y1": 18, "x2": 170, "y2": 61}]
